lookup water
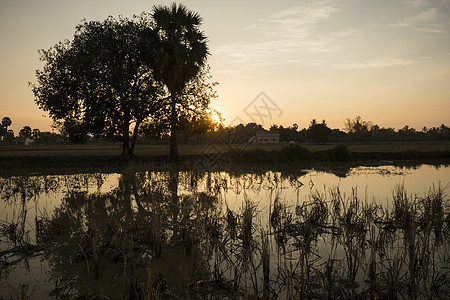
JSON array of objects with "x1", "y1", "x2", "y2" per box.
[{"x1": 0, "y1": 164, "x2": 449, "y2": 298}]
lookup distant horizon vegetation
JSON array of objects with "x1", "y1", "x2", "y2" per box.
[{"x1": 1, "y1": 115, "x2": 449, "y2": 146}]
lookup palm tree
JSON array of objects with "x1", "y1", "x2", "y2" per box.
[
  {"x1": 1, "y1": 117, "x2": 12, "y2": 140},
  {"x1": 152, "y1": 3, "x2": 209, "y2": 160},
  {"x1": 2, "y1": 117, "x2": 11, "y2": 130}
]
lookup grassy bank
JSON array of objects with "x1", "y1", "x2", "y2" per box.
[
  {"x1": 1, "y1": 141, "x2": 450, "y2": 157},
  {"x1": 1, "y1": 143, "x2": 450, "y2": 176},
  {"x1": 239, "y1": 143, "x2": 450, "y2": 162}
]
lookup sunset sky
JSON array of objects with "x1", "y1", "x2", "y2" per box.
[{"x1": 1, "y1": 0, "x2": 449, "y2": 134}]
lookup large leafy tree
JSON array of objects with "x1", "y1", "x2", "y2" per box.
[
  {"x1": 31, "y1": 15, "x2": 166, "y2": 160},
  {"x1": 142, "y1": 65, "x2": 217, "y2": 138},
  {"x1": 151, "y1": 3, "x2": 209, "y2": 160}
]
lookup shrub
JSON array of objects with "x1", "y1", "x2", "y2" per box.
[
  {"x1": 279, "y1": 144, "x2": 312, "y2": 161},
  {"x1": 313, "y1": 144, "x2": 352, "y2": 161},
  {"x1": 330, "y1": 144, "x2": 352, "y2": 161}
]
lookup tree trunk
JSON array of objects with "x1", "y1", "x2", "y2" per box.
[
  {"x1": 122, "y1": 141, "x2": 133, "y2": 161},
  {"x1": 169, "y1": 92, "x2": 180, "y2": 160},
  {"x1": 121, "y1": 118, "x2": 134, "y2": 161},
  {"x1": 130, "y1": 119, "x2": 142, "y2": 158}
]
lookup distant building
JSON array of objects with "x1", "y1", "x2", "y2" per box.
[
  {"x1": 248, "y1": 131, "x2": 280, "y2": 144},
  {"x1": 14, "y1": 137, "x2": 35, "y2": 146},
  {"x1": 24, "y1": 138, "x2": 35, "y2": 146},
  {"x1": 23, "y1": 138, "x2": 34, "y2": 146}
]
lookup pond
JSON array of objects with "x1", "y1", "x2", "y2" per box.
[{"x1": 1, "y1": 163, "x2": 449, "y2": 299}]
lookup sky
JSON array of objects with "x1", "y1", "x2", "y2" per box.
[{"x1": 1, "y1": 0, "x2": 449, "y2": 134}]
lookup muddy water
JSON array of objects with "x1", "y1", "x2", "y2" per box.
[{"x1": 0, "y1": 164, "x2": 449, "y2": 298}]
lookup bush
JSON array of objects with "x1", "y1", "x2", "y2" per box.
[
  {"x1": 313, "y1": 144, "x2": 352, "y2": 161},
  {"x1": 330, "y1": 144, "x2": 352, "y2": 161},
  {"x1": 279, "y1": 144, "x2": 312, "y2": 161},
  {"x1": 241, "y1": 148, "x2": 271, "y2": 162}
]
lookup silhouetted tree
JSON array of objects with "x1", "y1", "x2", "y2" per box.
[
  {"x1": 56, "y1": 118, "x2": 89, "y2": 144},
  {"x1": 19, "y1": 126, "x2": 32, "y2": 139},
  {"x1": 3, "y1": 130, "x2": 14, "y2": 144},
  {"x1": 32, "y1": 128, "x2": 40, "y2": 140},
  {"x1": 35, "y1": 131, "x2": 63, "y2": 145},
  {"x1": 307, "y1": 119, "x2": 332, "y2": 143},
  {"x1": 139, "y1": 66, "x2": 217, "y2": 141},
  {"x1": 269, "y1": 124, "x2": 278, "y2": 131},
  {"x1": 152, "y1": 3, "x2": 209, "y2": 160},
  {"x1": 345, "y1": 116, "x2": 372, "y2": 141},
  {"x1": 1, "y1": 117, "x2": 11, "y2": 130},
  {"x1": 31, "y1": 15, "x2": 166, "y2": 160},
  {"x1": 0, "y1": 116, "x2": 12, "y2": 141}
]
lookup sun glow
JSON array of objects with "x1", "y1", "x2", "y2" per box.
[{"x1": 210, "y1": 111, "x2": 222, "y2": 124}]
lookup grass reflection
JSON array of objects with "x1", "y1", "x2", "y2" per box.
[{"x1": 0, "y1": 168, "x2": 449, "y2": 299}]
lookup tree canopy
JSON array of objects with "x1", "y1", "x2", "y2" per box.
[
  {"x1": 0, "y1": 116, "x2": 12, "y2": 142},
  {"x1": 151, "y1": 3, "x2": 209, "y2": 160},
  {"x1": 32, "y1": 9, "x2": 214, "y2": 159}
]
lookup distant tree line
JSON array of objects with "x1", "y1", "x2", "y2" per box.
[
  {"x1": 182, "y1": 116, "x2": 450, "y2": 145},
  {"x1": 2, "y1": 115, "x2": 449, "y2": 146},
  {"x1": 0, "y1": 116, "x2": 64, "y2": 145}
]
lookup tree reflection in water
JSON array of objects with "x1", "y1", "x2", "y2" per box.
[
  {"x1": 36, "y1": 168, "x2": 224, "y2": 298},
  {"x1": 0, "y1": 165, "x2": 449, "y2": 299}
]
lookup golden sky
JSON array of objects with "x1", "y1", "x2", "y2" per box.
[{"x1": 1, "y1": 0, "x2": 449, "y2": 133}]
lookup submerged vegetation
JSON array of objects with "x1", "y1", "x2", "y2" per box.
[{"x1": 1, "y1": 169, "x2": 449, "y2": 298}]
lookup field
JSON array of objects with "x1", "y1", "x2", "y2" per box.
[{"x1": 1, "y1": 141, "x2": 450, "y2": 158}]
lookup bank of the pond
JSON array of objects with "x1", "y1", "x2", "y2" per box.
[
  {"x1": 1, "y1": 143, "x2": 450, "y2": 176},
  {"x1": 238, "y1": 143, "x2": 450, "y2": 162}
]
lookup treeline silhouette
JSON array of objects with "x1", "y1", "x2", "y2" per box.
[
  {"x1": 2, "y1": 116, "x2": 449, "y2": 146},
  {"x1": 0, "y1": 116, "x2": 64, "y2": 145},
  {"x1": 174, "y1": 116, "x2": 450, "y2": 145}
]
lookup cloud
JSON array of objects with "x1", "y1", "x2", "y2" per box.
[
  {"x1": 390, "y1": 0, "x2": 450, "y2": 33},
  {"x1": 213, "y1": 0, "x2": 443, "y2": 78},
  {"x1": 333, "y1": 57, "x2": 428, "y2": 69},
  {"x1": 213, "y1": 0, "x2": 355, "y2": 77},
  {"x1": 391, "y1": 7, "x2": 439, "y2": 26},
  {"x1": 405, "y1": 0, "x2": 431, "y2": 8}
]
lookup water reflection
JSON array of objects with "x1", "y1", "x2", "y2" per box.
[{"x1": 0, "y1": 165, "x2": 449, "y2": 298}]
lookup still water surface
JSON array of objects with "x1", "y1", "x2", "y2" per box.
[{"x1": 1, "y1": 164, "x2": 449, "y2": 298}]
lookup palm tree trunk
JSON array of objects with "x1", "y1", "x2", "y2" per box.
[{"x1": 169, "y1": 92, "x2": 179, "y2": 160}]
